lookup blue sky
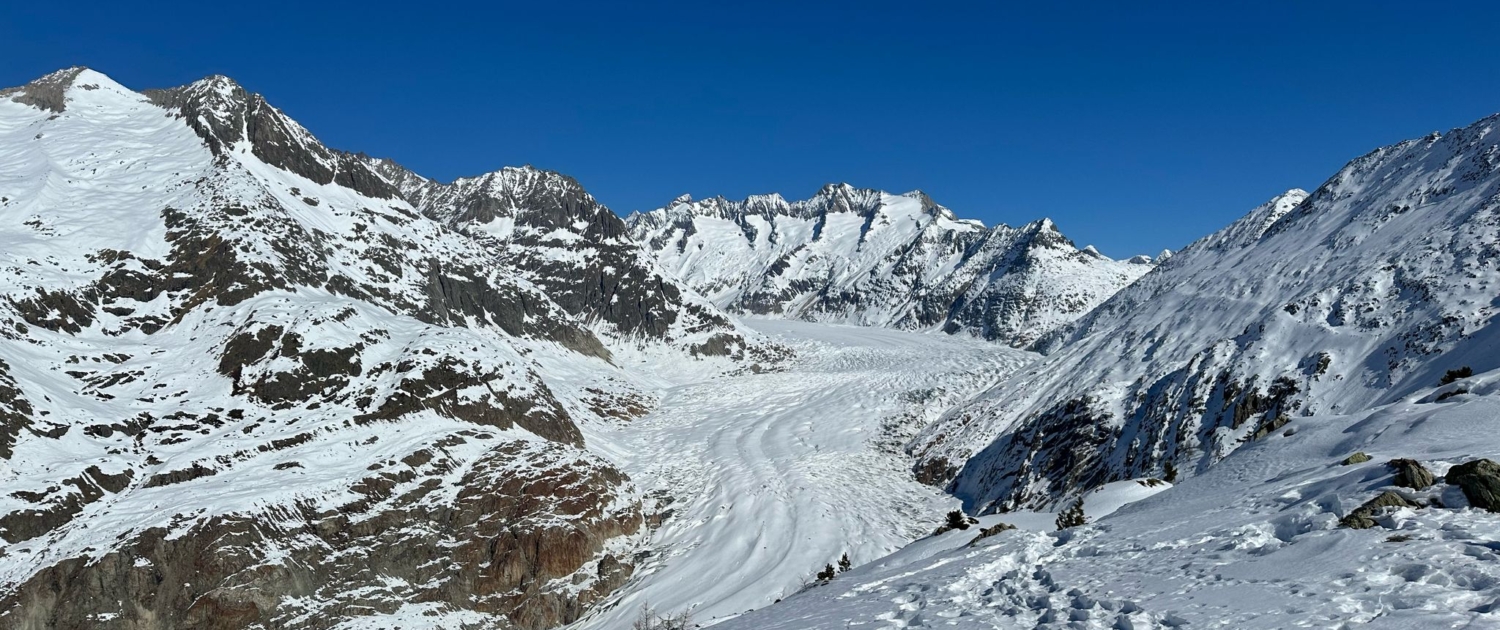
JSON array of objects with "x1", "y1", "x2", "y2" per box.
[{"x1": 5, "y1": 1, "x2": 1499, "y2": 256}]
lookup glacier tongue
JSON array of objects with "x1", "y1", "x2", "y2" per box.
[{"x1": 571, "y1": 319, "x2": 1035, "y2": 628}]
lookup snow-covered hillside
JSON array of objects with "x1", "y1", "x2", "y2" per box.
[
  {"x1": 628, "y1": 186, "x2": 1156, "y2": 347},
  {"x1": 913, "y1": 112, "x2": 1500, "y2": 513},
  {"x1": 7, "y1": 63, "x2": 1500, "y2": 630},
  {"x1": 724, "y1": 371, "x2": 1500, "y2": 629},
  {"x1": 0, "y1": 68, "x2": 757, "y2": 630},
  {"x1": 571, "y1": 320, "x2": 1033, "y2": 628}
]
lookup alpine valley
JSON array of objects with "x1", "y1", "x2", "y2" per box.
[{"x1": 1, "y1": 68, "x2": 1498, "y2": 630}]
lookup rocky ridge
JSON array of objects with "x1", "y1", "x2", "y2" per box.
[
  {"x1": 628, "y1": 185, "x2": 1156, "y2": 347},
  {"x1": 0, "y1": 68, "x2": 758, "y2": 629},
  {"x1": 913, "y1": 113, "x2": 1500, "y2": 512}
]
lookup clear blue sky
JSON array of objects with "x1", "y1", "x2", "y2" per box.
[{"x1": 5, "y1": 1, "x2": 1499, "y2": 257}]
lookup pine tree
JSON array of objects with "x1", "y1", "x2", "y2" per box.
[
  {"x1": 816, "y1": 563, "x2": 837, "y2": 581},
  {"x1": 837, "y1": 552, "x2": 851, "y2": 573},
  {"x1": 1055, "y1": 498, "x2": 1087, "y2": 530},
  {"x1": 1163, "y1": 461, "x2": 1178, "y2": 484},
  {"x1": 944, "y1": 509, "x2": 970, "y2": 531}
]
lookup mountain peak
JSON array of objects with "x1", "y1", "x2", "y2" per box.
[{"x1": 2, "y1": 67, "x2": 130, "y2": 112}]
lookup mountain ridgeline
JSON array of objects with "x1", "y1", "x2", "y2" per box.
[
  {"x1": 0, "y1": 68, "x2": 755, "y2": 630},
  {"x1": 5, "y1": 65, "x2": 1500, "y2": 630},
  {"x1": 913, "y1": 114, "x2": 1500, "y2": 512},
  {"x1": 628, "y1": 186, "x2": 1160, "y2": 348}
]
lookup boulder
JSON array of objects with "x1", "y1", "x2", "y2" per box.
[
  {"x1": 1446, "y1": 458, "x2": 1500, "y2": 512},
  {"x1": 1340, "y1": 491, "x2": 1420, "y2": 529},
  {"x1": 1340, "y1": 452, "x2": 1372, "y2": 466},
  {"x1": 1388, "y1": 458, "x2": 1436, "y2": 490}
]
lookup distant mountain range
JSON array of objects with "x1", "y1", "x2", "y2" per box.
[
  {"x1": 629, "y1": 185, "x2": 1159, "y2": 347},
  {"x1": 5, "y1": 66, "x2": 1499, "y2": 630}
]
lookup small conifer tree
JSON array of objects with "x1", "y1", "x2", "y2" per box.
[
  {"x1": 837, "y1": 552, "x2": 852, "y2": 573},
  {"x1": 1440, "y1": 366, "x2": 1474, "y2": 385},
  {"x1": 944, "y1": 509, "x2": 970, "y2": 531},
  {"x1": 1055, "y1": 498, "x2": 1087, "y2": 530}
]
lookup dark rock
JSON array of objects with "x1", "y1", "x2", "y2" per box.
[
  {"x1": 0, "y1": 359, "x2": 35, "y2": 459},
  {"x1": 1340, "y1": 491, "x2": 1420, "y2": 529},
  {"x1": 145, "y1": 78, "x2": 399, "y2": 201},
  {"x1": 0, "y1": 67, "x2": 85, "y2": 112},
  {"x1": 0, "y1": 466, "x2": 133, "y2": 543},
  {"x1": 969, "y1": 521, "x2": 1017, "y2": 545},
  {"x1": 1388, "y1": 458, "x2": 1436, "y2": 490},
  {"x1": 1446, "y1": 458, "x2": 1500, "y2": 512},
  {"x1": 0, "y1": 442, "x2": 641, "y2": 630}
]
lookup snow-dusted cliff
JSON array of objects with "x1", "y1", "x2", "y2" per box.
[
  {"x1": 628, "y1": 186, "x2": 1156, "y2": 347},
  {"x1": 914, "y1": 113, "x2": 1500, "y2": 512},
  {"x1": 0, "y1": 68, "x2": 759, "y2": 630}
]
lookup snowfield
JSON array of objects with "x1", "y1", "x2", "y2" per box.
[
  {"x1": 6, "y1": 66, "x2": 1500, "y2": 630},
  {"x1": 720, "y1": 370, "x2": 1500, "y2": 629},
  {"x1": 573, "y1": 320, "x2": 1035, "y2": 627}
]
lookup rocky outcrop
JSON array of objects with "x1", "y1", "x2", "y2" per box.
[
  {"x1": 0, "y1": 358, "x2": 33, "y2": 459},
  {"x1": 145, "y1": 76, "x2": 400, "y2": 201},
  {"x1": 0, "y1": 67, "x2": 85, "y2": 113},
  {"x1": 920, "y1": 110, "x2": 1500, "y2": 512},
  {"x1": 1446, "y1": 459, "x2": 1500, "y2": 512},
  {"x1": 0, "y1": 441, "x2": 641, "y2": 630},
  {"x1": 628, "y1": 185, "x2": 1155, "y2": 347},
  {"x1": 1339, "y1": 491, "x2": 1421, "y2": 529},
  {"x1": 370, "y1": 161, "x2": 751, "y2": 353},
  {"x1": 1389, "y1": 458, "x2": 1436, "y2": 490}
]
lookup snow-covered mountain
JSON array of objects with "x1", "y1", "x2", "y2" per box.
[
  {"x1": 628, "y1": 186, "x2": 1158, "y2": 347},
  {"x1": 913, "y1": 112, "x2": 1500, "y2": 513},
  {"x1": 364, "y1": 161, "x2": 748, "y2": 356},
  {"x1": 0, "y1": 68, "x2": 761, "y2": 629},
  {"x1": 8, "y1": 63, "x2": 1500, "y2": 630},
  {"x1": 712, "y1": 112, "x2": 1500, "y2": 630},
  {"x1": 724, "y1": 370, "x2": 1500, "y2": 629}
]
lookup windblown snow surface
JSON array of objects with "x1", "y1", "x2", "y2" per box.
[
  {"x1": 572, "y1": 320, "x2": 1034, "y2": 628},
  {"x1": 719, "y1": 371, "x2": 1500, "y2": 629}
]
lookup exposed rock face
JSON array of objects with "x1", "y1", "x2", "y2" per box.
[
  {"x1": 919, "y1": 111, "x2": 1500, "y2": 512},
  {"x1": 0, "y1": 359, "x2": 33, "y2": 459},
  {"x1": 1446, "y1": 459, "x2": 1500, "y2": 512},
  {"x1": 0, "y1": 68, "x2": 690, "y2": 629},
  {"x1": 1390, "y1": 458, "x2": 1436, "y2": 490},
  {"x1": 144, "y1": 77, "x2": 400, "y2": 201},
  {"x1": 627, "y1": 185, "x2": 1155, "y2": 348},
  {"x1": 0, "y1": 67, "x2": 85, "y2": 113},
  {"x1": 368, "y1": 160, "x2": 750, "y2": 355},
  {"x1": 1, "y1": 441, "x2": 640, "y2": 630}
]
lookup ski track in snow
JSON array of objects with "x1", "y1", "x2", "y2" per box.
[{"x1": 574, "y1": 320, "x2": 1034, "y2": 627}]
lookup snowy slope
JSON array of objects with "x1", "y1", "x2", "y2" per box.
[
  {"x1": 722, "y1": 371, "x2": 1500, "y2": 629},
  {"x1": 0, "y1": 68, "x2": 747, "y2": 630},
  {"x1": 914, "y1": 112, "x2": 1500, "y2": 513},
  {"x1": 628, "y1": 186, "x2": 1156, "y2": 347},
  {"x1": 366, "y1": 160, "x2": 754, "y2": 357},
  {"x1": 570, "y1": 319, "x2": 1035, "y2": 628}
]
